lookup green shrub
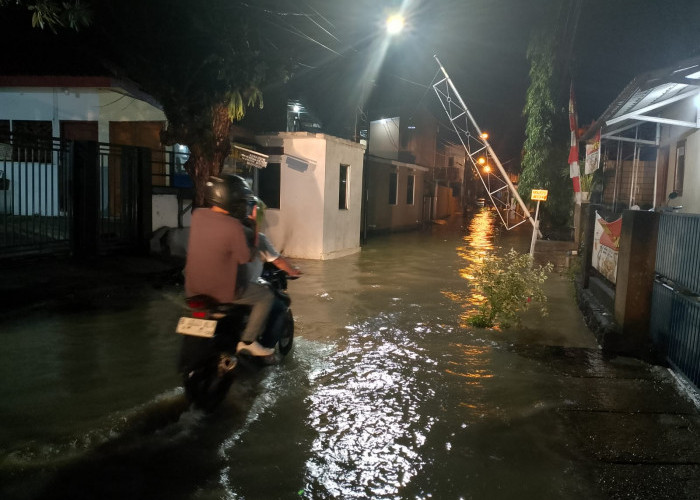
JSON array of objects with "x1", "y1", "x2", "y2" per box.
[{"x1": 467, "y1": 248, "x2": 553, "y2": 328}]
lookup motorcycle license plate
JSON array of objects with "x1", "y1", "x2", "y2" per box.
[{"x1": 176, "y1": 317, "x2": 217, "y2": 338}]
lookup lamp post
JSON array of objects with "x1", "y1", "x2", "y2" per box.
[{"x1": 483, "y1": 163, "x2": 492, "y2": 193}]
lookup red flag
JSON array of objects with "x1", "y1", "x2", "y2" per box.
[
  {"x1": 568, "y1": 82, "x2": 580, "y2": 193},
  {"x1": 572, "y1": 175, "x2": 580, "y2": 193},
  {"x1": 569, "y1": 130, "x2": 579, "y2": 164},
  {"x1": 568, "y1": 84, "x2": 578, "y2": 132}
]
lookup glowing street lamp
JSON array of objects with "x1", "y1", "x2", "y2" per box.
[
  {"x1": 477, "y1": 156, "x2": 487, "y2": 165},
  {"x1": 386, "y1": 14, "x2": 405, "y2": 35},
  {"x1": 480, "y1": 132, "x2": 489, "y2": 140}
]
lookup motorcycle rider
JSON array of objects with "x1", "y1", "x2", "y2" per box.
[
  {"x1": 243, "y1": 197, "x2": 302, "y2": 348},
  {"x1": 184, "y1": 175, "x2": 275, "y2": 357}
]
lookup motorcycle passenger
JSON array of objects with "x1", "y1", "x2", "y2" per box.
[
  {"x1": 184, "y1": 175, "x2": 275, "y2": 357},
  {"x1": 243, "y1": 198, "x2": 302, "y2": 348}
]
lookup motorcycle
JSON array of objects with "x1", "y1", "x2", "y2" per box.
[{"x1": 175, "y1": 264, "x2": 296, "y2": 411}]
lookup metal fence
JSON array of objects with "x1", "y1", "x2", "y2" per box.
[
  {"x1": 0, "y1": 136, "x2": 152, "y2": 257},
  {"x1": 0, "y1": 137, "x2": 72, "y2": 256},
  {"x1": 650, "y1": 212, "x2": 700, "y2": 389}
]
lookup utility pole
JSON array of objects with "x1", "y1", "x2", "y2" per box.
[{"x1": 432, "y1": 56, "x2": 541, "y2": 236}]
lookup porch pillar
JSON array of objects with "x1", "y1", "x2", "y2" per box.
[
  {"x1": 613, "y1": 209, "x2": 660, "y2": 356},
  {"x1": 71, "y1": 140, "x2": 99, "y2": 257}
]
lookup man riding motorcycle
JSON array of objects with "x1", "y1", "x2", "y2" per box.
[{"x1": 184, "y1": 175, "x2": 274, "y2": 357}]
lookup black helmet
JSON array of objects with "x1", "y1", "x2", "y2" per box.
[{"x1": 204, "y1": 175, "x2": 254, "y2": 219}]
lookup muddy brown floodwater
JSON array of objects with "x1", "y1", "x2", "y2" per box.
[{"x1": 1, "y1": 210, "x2": 615, "y2": 500}]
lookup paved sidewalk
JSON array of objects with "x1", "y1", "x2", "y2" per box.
[{"x1": 509, "y1": 342, "x2": 700, "y2": 499}]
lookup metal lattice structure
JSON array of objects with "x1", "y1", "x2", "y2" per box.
[{"x1": 432, "y1": 56, "x2": 538, "y2": 233}]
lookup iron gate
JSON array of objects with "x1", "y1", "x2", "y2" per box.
[
  {"x1": 0, "y1": 136, "x2": 150, "y2": 257},
  {"x1": 650, "y1": 212, "x2": 700, "y2": 389}
]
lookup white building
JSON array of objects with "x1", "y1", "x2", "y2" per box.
[
  {"x1": 255, "y1": 132, "x2": 365, "y2": 260},
  {"x1": 0, "y1": 76, "x2": 168, "y2": 220}
]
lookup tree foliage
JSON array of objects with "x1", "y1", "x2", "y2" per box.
[
  {"x1": 519, "y1": 17, "x2": 572, "y2": 230},
  {"x1": 0, "y1": 0, "x2": 91, "y2": 31}
]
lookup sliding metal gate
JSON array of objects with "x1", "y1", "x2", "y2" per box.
[{"x1": 650, "y1": 212, "x2": 700, "y2": 389}]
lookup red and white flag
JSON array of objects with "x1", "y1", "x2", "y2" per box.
[{"x1": 568, "y1": 82, "x2": 580, "y2": 192}]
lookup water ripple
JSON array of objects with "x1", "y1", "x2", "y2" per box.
[{"x1": 303, "y1": 313, "x2": 438, "y2": 499}]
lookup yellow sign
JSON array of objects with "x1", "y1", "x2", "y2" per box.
[{"x1": 531, "y1": 189, "x2": 548, "y2": 201}]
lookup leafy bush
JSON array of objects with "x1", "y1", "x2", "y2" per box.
[{"x1": 468, "y1": 249, "x2": 553, "y2": 328}]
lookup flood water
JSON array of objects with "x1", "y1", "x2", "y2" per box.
[{"x1": 0, "y1": 210, "x2": 600, "y2": 500}]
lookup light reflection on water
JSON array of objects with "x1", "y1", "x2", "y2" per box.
[
  {"x1": 447, "y1": 209, "x2": 498, "y2": 328},
  {"x1": 303, "y1": 313, "x2": 438, "y2": 498}
]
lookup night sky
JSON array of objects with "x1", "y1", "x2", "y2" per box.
[
  {"x1": 270, "y1": 0, "x2": 700, "y2": 168},
  {"x1": 3, "y1": 0, "x2": 700, "y2": 170}
]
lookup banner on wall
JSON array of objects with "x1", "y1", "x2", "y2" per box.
[
  {"x1": 592, "y1": 211, "x2": 622, "y2": 284},
  {"x1": 585, "y1": 129, "x2": 601, "y2": 174}
]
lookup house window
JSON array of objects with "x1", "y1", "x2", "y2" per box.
[
  {"x1": 339, "y1": 164, "x2": 349, "y2": 210},
  {"x1": 389, "y1": 171, "x2": 398, "y2": 205},
  {"x1": 406, "y1": 174, "x2": 415, "y2": 205},
  {"x1": 12, "y1": 120, "x2": 53, "y2": 163},
  {"x1": 674, "y1": 139, "x2": 686, "y2": 195},
  {"x1": 258, "y1": 162, "x2": 281, "y2": 209}
]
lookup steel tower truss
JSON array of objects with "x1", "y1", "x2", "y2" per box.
[{"x1": 432, "y1": 56, "x2": 538, "y2": 234}]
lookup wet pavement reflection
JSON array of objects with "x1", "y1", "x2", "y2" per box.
[{"x1": 2, "y1": 210, "x2": 694, "y2": 500}]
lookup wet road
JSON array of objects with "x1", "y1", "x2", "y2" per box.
[{"x1": 2, "y1": 210, "x2": 695, "y2": 499}]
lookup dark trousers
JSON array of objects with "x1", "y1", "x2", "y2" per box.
[{"x1": 260, "y1": 296, "x2": 287, "y2": 348}]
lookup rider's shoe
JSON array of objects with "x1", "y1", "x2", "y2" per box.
[{"x1": 236, "y1": 341, "x2": 275, "y2": 357}]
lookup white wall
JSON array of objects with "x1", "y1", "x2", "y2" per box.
[
  {"x1": 658, "y1": 99, "x2": 700, "y2": 214},
  {"x1": 676, "y1": 131, "x2": 700, "y2": 213},
  {"x1": 1, "y1": 86, "x2": 167, "y2": 216},
  {"x1": 322, "y1": 137, "x2": 364, "y2": 259},
  {"x1": 259, "y1": 133, "x2": 326, "y2": 259},
  {"x1": 369, "y1": 117, "x2": 400, "y2": 160},
  {"x1": 0, "y1": 88, "x2": 165, "y2": 138},
  {"x1": 256, "y1": 132, "x2": 365, "y2": 260}
]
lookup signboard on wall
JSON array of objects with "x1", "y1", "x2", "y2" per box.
[{"x1": 592, "y1": 211, "x2": 622, "y2": 284}]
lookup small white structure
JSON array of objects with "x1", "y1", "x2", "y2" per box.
[{"x1": 255, "y1": 132, "x2": 365, "y2": 260}]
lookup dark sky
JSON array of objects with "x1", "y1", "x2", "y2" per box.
[
  {"x1": 266, "y1": 0, "x2": 700, "y2": 168},
  {"x1": 3, "y1": 0, "x2": 700, "y2": 169}
]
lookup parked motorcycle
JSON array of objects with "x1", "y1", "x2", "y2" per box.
[{"x1": 175, "y1": 265, "x2": 296, "y2": 411}]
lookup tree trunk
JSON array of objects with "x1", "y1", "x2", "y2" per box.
[{"x1": 183, "y1": 103, "x2": 233, "y2": 207}]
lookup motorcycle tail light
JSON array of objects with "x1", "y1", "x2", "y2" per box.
[
  {"x1": 192, "y1": 311, "x2": 207, "y2": 319},
  {"x1": 186, "y1": 298, "x2": 207, "y2": 309}
]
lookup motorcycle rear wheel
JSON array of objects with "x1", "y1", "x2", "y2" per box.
[
  {"x1": 183, "y1": 365, "x2": 235, "y2": 412},
  {"x1": 278, "y1": 309, "x2": 294, "y2": 356}
]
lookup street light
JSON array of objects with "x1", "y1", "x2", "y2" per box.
[{"x1": 386, "y1": 14, "x2": 405, "y2": 35}]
